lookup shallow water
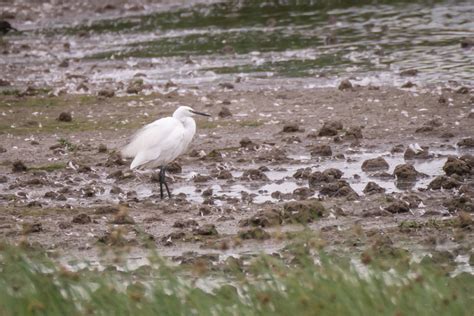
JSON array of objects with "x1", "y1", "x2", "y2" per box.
[{"x1": 2, "y1": 0, "x2": 473, "y2": 91}]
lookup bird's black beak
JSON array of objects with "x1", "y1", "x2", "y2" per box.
[{"x1": 190, "y1": 110, "x2": 211, "y2": 117}]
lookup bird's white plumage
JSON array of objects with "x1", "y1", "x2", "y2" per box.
[{"x1": 121, "y1": 106, "x2": 201, "y2": 170}]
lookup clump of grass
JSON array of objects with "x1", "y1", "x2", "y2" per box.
[
  {"x1": 0, "y1": 241, "x2": 473, "y2": 315},
  {"x1": 57, "y1": 138, "x2": 77, "y2": 151}
]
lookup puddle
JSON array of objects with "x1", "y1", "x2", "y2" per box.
[{"x1": 1, "y1": 0, "x2": 473, "y2": 93}]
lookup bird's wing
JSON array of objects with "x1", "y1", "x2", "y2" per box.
[
  {"x1": 121, "y1": 117, "x2": 178, "y2": 158},
  {"x1": 127, "y1": 119, "x2": 186, "y2": 169}
]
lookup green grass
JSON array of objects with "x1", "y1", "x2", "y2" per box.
[{"x1": 0, "y1": 241, "x2": 472, "y2": 315}]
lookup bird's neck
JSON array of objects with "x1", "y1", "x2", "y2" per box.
[{"x1": 180, "y1": 117, "x2": 196, "y2": 130}]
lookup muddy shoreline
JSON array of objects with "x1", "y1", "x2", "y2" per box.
[{"x1": 0, "y1": 84, "x2": 473, "y2": 268}]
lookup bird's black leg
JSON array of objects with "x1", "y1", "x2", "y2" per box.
[
  {"x1": 161, "y1": 165, "x2": 172, "y2": 199},
  {"x1": 159, "y1": 167, "x2": 164, "y2": 200}
]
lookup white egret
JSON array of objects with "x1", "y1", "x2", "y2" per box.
[{"x1": 122, "y1": 106, "x2": 211, "y2": 199}]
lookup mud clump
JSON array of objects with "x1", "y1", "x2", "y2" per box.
[
  {"x1": 319, "y1": 180, "x2": 359, "y2": 200},
  {"x1": 443, "y1": 156, "x2": 471, "y2": 177},
  {"x1": 363, "y1": 182, "x2": 386, "y2": 195},
  {"x1": 428, "y1": 176, "x2": 461, "y2": 190},
  {"x1": 318, "y1": 121, "x2": 343, "y2": 136},
  {"x1": 216, "y1": 170, "x2": 233, "y2": 180},
  {"x1": 415, "y1": 119, "x2": 442, "y2": 133},
  {"x1": 193, "y1": 174, "x2": 212, "y2": 183},
  {"x1": 385, "y1": 201, "x2": 410, "y2": 214},
  {"x1": 57, "y1": 112, "x2": 72, "y2": 122},
  {"x1": 293, "y1": 167, "x2": 312, "y2": 179},
  {"x1": 443, "y1": 196, "x2": 473, "y2": 213},
  {"x1": 404, "y1": 146, "x2": 431, "y2": 160},
  {"x1": 241, "y1": 169, "x2": 269, "y2": 181},
  {"x1": 282, "y1": 123, "x2": 302, "y2": 133},
  {"x1": 292, "y1": 187, "x2": 316, "y2": 200},
  {"x1": 344, "y1": 126, "x2": 363, "y2": 140},
  {"x1": 110, "y1": 209, "x2": 135, "y2": 225},
  {"x1": 72, "y1": 213, "x2": 92, "y2": 224},
  {"x1": 399, "y1": 69, "x2": 419, "y2": 77},
  {"x1": 458, "y1": 137, "x2": 474, "y2": 148},
  {"x1": 166, "y1": 162, "x2": 182, "y2": 173},
  {"x1": 393, "y1": 164, "x2": 420, "y2": 181},
  {"x1": 12, "y1": 160, "x2": 27, "y2": 172},
  {"x1": 282, "y1": 200, "x2": 326, "y2": 224},
  {"x1": 94, "y1": 205, "x2": 120, "y2": 214},
  {"x1": 22, "y1": 222, "x2": 43, "y2": 234},
  {"x1": 193, "y1": 224, "x2": 218, "y2": 236},
  {"x1": 308, "y1": 168, "x2": 343, "y2": 187},
  {"x1": 239, "y1": 209, "x2": 282, "y2": 227},
  {"x1": 105, "y1": 151, "x2": 125, "y2": 167},
  {"x1": 338, "y1": 79, "x2": 353, "y2": 90},
  {"x1": 98, "y1": 88, "x2": 115, "y2": 98},
  {"x1": 238, "y1": 227, "x2": 270, "y2": 240},
  {"x1": 239, "y1": 137, "x2": 255, "y2": 148},
  {"x1": 173, "y1": 219, "x2": 198, "y2": 228},
  {"x1": 218, "y1": 107, "x2": 232, "y2": 118},
  {"x1": 311, "y1": 144, "x2": 332, "y2": 157},
  {"x1": 361, "y1": 157, "x2": 389, "y2": 171}
]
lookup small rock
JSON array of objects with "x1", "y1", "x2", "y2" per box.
[
  {"x1": 12, "y1": 160, "x2": 27, "y2": 172},
  {"x1": 311, "y1": 144, "x2": 332, "y2": 157},
  {"x1": 72, "y1": 213, "x2": 92, "y2": 224},
  {"x1": 218, "y1": 107, "x2": 232, "y2": 118},
  {"x1": 361, "y1": 157, "x2": 389, "y2": 171},
  {"x1": 338, "y1": 79, "x2": 352, "y2": 90},
  {"x1": 363, "y1": 182, "x2": 386, "y2": 195}
]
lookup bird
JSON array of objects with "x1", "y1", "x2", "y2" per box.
[
  {"x1": 0, "y1": 21, "x2": 18, "y2": 35},
  {"x1": 121, "y1": 106, "x2": 211, "y2": 199}
]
